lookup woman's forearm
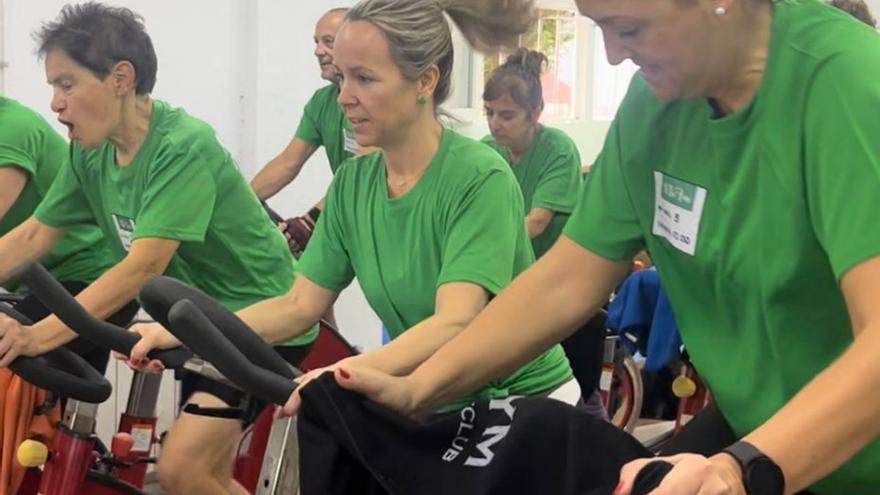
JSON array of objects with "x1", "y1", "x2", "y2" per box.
[
  {"x1": 745, "y1": 323, "x2": 880, "y2": 494},
  {"x1": 408, "y1": 239, "x2": 630, "y2": 412},
  {"x1": 236, "y1": 293, "x2": 322, "y2": 345},
  {"x1": 348, "y1": 314, "x2": 468, "y2": 376}
]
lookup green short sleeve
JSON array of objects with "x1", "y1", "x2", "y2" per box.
[
  {"x1": 437, "y1": 170, "x2": 531, "y2": 294},
  {"x1": 297, "y1": 174, "x2": 355, "y2": 291},
  {"x1": 133, "y1": 151, "x2": 216, "y2": 242},
  {"x1": 805, "y1": 49, "x2": 880, "y2": 280},
  {"x1": 34, "y1": 155, "x2": 95, "y2": 228},
  {"x1": 564, "y1": 113, "x2": 645, "y2": 261},
  {"x1": 0, "y1": 146, "x2": 36, "y2": 177},
  {"x1": 530, "y1": 144, "x2": 582, "y2": 214},
  {"x1": 0, "y1": 105, "x2": 40, "y2": 177},
  {"x1": 294, "y1": 90, "x2": 325, "y2": 146}
]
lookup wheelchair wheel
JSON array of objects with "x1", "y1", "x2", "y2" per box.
[{"x1": 608, "y1": 353, "x2": 643, "y2": 433}]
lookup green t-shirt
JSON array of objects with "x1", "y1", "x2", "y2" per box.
[
  {"x1": 0, "y1": 97, "x2": 114, "y2": 289},
  {"x1": 299, "y1": 128, "x2": 572, "y2": 410},
  {"x1": 294, "y1": 84, "x2": 357, "y2": 174},
  {"x1": 564, "y1": 2, "x2": 880, "y2": 492},
  {"x1": 35, "y1": 100, "x2": 316, "y2": 345},
  {"x1": 482, "y1": 126, "x2": 582, "y2": 258}
]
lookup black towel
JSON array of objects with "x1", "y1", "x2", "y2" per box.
[{"x1": 298, "y1": 374, "x2": 656, "y2": 495}]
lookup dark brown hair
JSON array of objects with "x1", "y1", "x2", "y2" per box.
[{"x1": 482, "y1": 48, "x2": 547, "y2": 115}]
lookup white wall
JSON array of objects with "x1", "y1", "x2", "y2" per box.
[
  {"x1": 0, "y1": 0, "x2": 383, "y2": 353},
  {"x1": 245, "y1": 0, "x2": 383, "y2": 355},
  {"x1": 1, "y1": 0, "x2": 246, "y2": 158},
  {"x1": 0, "y1": 0, "x2": 380, "y2": 445}
]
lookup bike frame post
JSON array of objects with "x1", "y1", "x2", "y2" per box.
[
  {"x1": 39, "y1": 401, "x2": 100, "y2": 495},
  {"x1": 115, "y1": 371, "x2": 163, "y2": 487},
  {"x1": 254, "y1": 413, "x2": 299, "y2": 495}
]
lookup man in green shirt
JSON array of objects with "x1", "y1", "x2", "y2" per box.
[
  {"x1": 0, "y1": 5, "x2": 313, "y2": 495},
  {"x1": 334, "y1": 1, "x2": 880, "y2": 494},
  {"x1": 250, "y1": 7, "x2": 357, "y2": 257},
  {"x1": 0, "y1": 96, "x2": 133, "y2": 373}
]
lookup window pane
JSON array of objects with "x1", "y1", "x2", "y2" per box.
[
  {"x1": 521, "y1": 16, "x2": 539, "y2": 51},
  {"x1": 543, "y1": 15, "x2": 576, "y2": 117},
  {"x1": 480, "y1": 8, "x2": 578, "y2": 119}
]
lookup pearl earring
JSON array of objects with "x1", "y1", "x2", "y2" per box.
[{"x1": 715, "y1": 6, "x2": 727, "y2": 16}]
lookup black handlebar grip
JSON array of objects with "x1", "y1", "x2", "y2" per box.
[
  {"x1": 141, "y1": 276, "x2": 295, "y2": 379},
  {"x1": 8, "y1": 349, "x2": 113, "y2": 404},
  {"x1": 17, "y1": 262, "x2": 191, "y2": 368},
  {"x1": 2, "y1": 297, "x2": 112, "y2": 402},
  {"x1": 166, "y1": 299, "x2": 297, "y2": 405}
]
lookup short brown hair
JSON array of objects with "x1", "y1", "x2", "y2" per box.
[{"x1": 36, "y1": 2, "x2": 157, "y2": 95}]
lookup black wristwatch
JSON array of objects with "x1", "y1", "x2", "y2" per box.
[{"x1": 722, "y1": 441, "x2": 785, "y2": 495}]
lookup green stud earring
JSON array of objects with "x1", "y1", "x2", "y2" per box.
[{"x1": 417, "y1": 95, "x2": 428, "y2": 105}]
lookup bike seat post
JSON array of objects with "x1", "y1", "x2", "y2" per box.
[
  {"x1": 255, "y1": 417, "x2": 299, "y2": 495},
  {"x1": 110, "y1": 371, "x2": 164, "y2": 488},
  {"x1": 62, "y1": 400, "x2": 100, "y2": 435},
  {"x1": 126, "y1": 371, "x2": 163, "y2": 417}
]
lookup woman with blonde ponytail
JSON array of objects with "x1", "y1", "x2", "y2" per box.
[
  {"x1": 278, "y1": 0, "x2": 579, "y2": 413},
  {"x1": 131, "y1": 0, "x2": 577, "y2": 423}
]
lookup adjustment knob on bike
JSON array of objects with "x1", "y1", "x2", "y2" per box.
[
  {"x1": 111, "y1": 432, "x2": 136, "y2": 458},
  {"x1": 17, "y1": 439, "x2": 49, "y2": 468},
  {"x1": 672, "y1": 375, "x2": 697, "y2": 398}
]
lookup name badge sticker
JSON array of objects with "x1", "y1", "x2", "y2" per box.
[
  {"x1": 652, "y1": 171, "x2": 707, "y2": 256},
  {"x1": 343, "y1": 128, "x2": 359, "y2": 155},
  {"x1": 112, "y1": 214, "x2": 136, "y2": 252}
]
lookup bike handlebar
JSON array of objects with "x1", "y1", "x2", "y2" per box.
[
  {"x1": 1, "y1": 304, "x2": 112, "y2": 403},
  {"x1": 16, "y1": 262, "x2": 191, "y2": 368},
  {"x1": 166, "y1": 299, "x2": 297, "y2": 405},
  {"x1": 261, "y1": 201, "x2": 285, "y2": 225},
  {"x1": 139, "y1": 276, "x2": 297, "y2": 379}
]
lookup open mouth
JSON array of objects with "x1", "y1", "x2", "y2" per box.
[{"x1": 59, "y1": 119, "x2": 75, "y2": 139}]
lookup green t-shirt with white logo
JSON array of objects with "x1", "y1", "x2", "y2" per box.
[
  {"x1": 294, "y1": 84, "x2": 357, "y2": 174},
  {"x1": 0, "y1": 97, "x2": 114, "y2": 290},
  {"x1": 564, "y1": 1, "x2": 880, "y2": 492},
  {"x1": 482, "y1": 126, "x2": 582, "y2": 258},
  {"x1": 36, "y1": 100, "x2": 316, "y2": 345},
  {"x1": 298, "y1": 128, "x2": 572, "y2": 410}
]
